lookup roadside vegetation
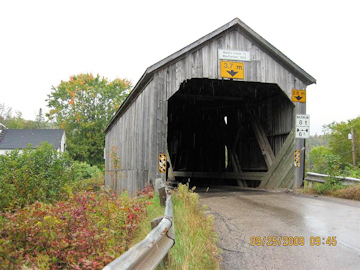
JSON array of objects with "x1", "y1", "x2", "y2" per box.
[
  {"x1": 0, "y1": 142, "x2": 101, "y2": 211},
  {"x1": 0, "y1": 142, "x2": 151, "y2": 269},
  {"x1": 0, "y1": 143, "x2": 219, "y2": 269},
  {"x1": 133, "y1": 183, "x2": 220, "y2": 270},
  {"x1": 304, "y1": 116, "x2": 360, "y2": 200},
  {"x1": 0, "y1": 181, "x2": 154, "y2": 269},
  {"x1": 302, "y1": 181, "x2": 360, "y2": 201}
]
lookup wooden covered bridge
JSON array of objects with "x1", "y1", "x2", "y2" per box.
[{"x1": 104, "y1": 18, "x2": 316, "y2": 194}]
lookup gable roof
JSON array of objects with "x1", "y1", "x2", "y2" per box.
[
  {"x1": 105, "y1": 18, "x2": 316, "y2": 133},
  {"x1": 0, "y1": 129, "x2": 65, "y2": 150}
]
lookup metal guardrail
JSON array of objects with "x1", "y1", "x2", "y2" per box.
[
  {"x1": 103, "y1": 194, "x2": 175, "y2": 270},
  {"x1": 305, "y1": 172, "x2": 360, "y2": 187}
]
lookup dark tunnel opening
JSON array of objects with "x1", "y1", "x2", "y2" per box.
[{"x1": 167, "y1": 79, "x2": 294, "y2": 188}]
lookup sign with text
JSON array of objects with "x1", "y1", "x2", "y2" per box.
[
  {"x1": 295, "y1": 114, "x2": 310, "y2": 138},
  {"x1": 218, "y1": 49, "x2": 251, "y2": 61},
  {"x1": 220, "y1": 61, "x2": 244, "y2": 79},
  {"x1": 295, "y1": 114, "x2": 310, "y2": 127},
  {"x1": 291, "y1": 89, "x2": 306, "y2": 103}
]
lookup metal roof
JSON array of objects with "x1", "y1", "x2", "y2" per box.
[
  {"x1": 105, "y1": 18, "x2": 316, "y2": 133},
  {"x1": 0, "y1": 129, "x2": 65, "y2": 149}
]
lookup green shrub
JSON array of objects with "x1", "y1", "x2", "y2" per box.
[
  {"x1": 70, "y1": 161, "x2": 103, "y2": 181},
  {"x1": 0, "y1": 143, "x2": 73, "y2": 211},
  {"x1": 341, "y1": 165, "x2": 360, "y2": 178},
  {"x1": 313, "y1": 182, "x2": 342, "y2": 195}
]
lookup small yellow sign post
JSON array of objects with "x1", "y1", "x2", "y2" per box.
[
  {"x1": 220, "y1": 61, "x2": 244, "y2": 79},
  {"x1": 291, "y1": 89, "x2": 306, "y2": 103}
]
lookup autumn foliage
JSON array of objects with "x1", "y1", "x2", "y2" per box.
[
  {"x1": 0, "y1": 187, "x2": 154, "y2": 269},
  {"x1": 46, "y1": 74, "x2": 131, "y2": 167}
]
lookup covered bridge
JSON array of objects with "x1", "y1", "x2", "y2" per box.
[{"x1": 104, "y1": 18, "x2": 316, "y2": 194}]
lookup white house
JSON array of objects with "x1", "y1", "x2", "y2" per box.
[{"x1": 0, "y1": 128, "x2": 66, "y2": 155}]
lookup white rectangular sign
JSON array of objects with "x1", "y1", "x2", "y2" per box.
[
  {"x1": 218, "y1": 49, "x2": 251, "y2": 61},
  {"x1": 295, "y1": 114, "x2": 310, "y2": 127},
  {"x1": 296, "y1": 127, "x2": 310, "y2": 139}
]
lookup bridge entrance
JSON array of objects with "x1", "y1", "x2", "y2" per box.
[
  {"x1": 167, "y1": 78, "x2": 294, "y2": 188},
  {"x1": 105, "y1": 19, "x2": 315, "y2": 194}
]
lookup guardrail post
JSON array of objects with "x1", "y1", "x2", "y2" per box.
[
  {"x1": 159, "y1": 187, "x2": 166, "y2": 206},
  {"x1": 151, "y1": 216, "x2": 163, "y2": 228}
]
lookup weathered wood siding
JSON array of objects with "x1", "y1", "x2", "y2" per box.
[{"x1": 105, "y1": 27, "x2": 308, "y2": 193}]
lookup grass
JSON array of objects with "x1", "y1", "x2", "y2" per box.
[
  {"x1": 131, "y1": 184, "x2": 220, "y2": 270},
  {"x1": 302, "y1": 181, "x2": 360, "y2": 200}
]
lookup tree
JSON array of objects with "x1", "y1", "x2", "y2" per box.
[
  {"x1": 324, "y1": 117, "x2": 360, "y2": 168},
  {"x1": 34, "y1": 108, "x2": 47, "y2": 129},
  {"x1": 309, "y1": 145, "x2": 331, "y2": 173},
  {"x1": 0, "y1": 104, "x2": 35, "y2": 129},
  {"x1": 46, "y1": 73, "x2": 131, "y2": 166}
]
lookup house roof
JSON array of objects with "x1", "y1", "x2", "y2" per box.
[
  {"x1": 0, "y1": 129, "x2": 65, "y2": 150},
  {"x1": 105, "y1": 18, "x2": 316, "y2": 133}
]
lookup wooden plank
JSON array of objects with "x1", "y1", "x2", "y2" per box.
[
  {"x1": 248, "y1": 109, "x2": 275, "y2": 168},
  {"x1": 266, "y1": 149, "x2": 294, "y2": 189},
  {"x1": 275, "y1": 150, "x2": 294, "y2": 188},
  {"x1": 227, "y1": 144, "x2": 245, "y2": 186},
  {"x1": 175, "y1": 94, "x2": 245, "y2": 102},
  {"x1": 175, "y1": 59, "x2": 186, "y2": 94},
  {"x1": 260, "y1": 128, "x2": 294, "y2": 188},
  {"x1": 191, "y1": 50, "x2": 203, "y2": 78},
  {"x1": 263, "y1": 136, "x2": 293, "y2": 187},
  {"x1": 148, "y1": 81, "x2": 157, "y2": 182},
  {"x1": 282, "y1": 163, "x2": 295, "y2": 189},
  {"x1": 172, "y1": 171, "x2": 265, "y2": 181},
  {"x1": 202, "y1": 45, "x2": 209, "y2": 78}
]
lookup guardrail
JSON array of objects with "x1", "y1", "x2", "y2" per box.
[
  {"x1": 305, "y1": 172, "x2": 360, "y2": 187},
  {"x1": 103, "y1": 193, "x2": 175, "y2": 270}
]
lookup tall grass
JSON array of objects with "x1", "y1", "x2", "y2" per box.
[
  {"x1": 303, "y1": 182, "x2": 360, "y2": 200},
  {"x1": 132, "y1": 184, "x2": 220, "y2": 269}
]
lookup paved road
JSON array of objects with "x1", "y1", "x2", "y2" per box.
[{"x1": 198, "y1": 186, "x2": 360, "y2": 270}]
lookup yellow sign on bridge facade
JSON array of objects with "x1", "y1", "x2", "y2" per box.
[
  {"x1": 291, "y1": 89, "x2": 306, "y2": 103},
  {"x1": 220, "y1": 61, "x2": 244, "y2": 79}
]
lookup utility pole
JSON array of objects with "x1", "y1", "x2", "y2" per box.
[{"x1": 351, "y1": 127, "x2": 356, "y2": 169}]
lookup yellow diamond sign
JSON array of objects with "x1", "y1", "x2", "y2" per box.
[{"x1": 220, "y1": 61, "x2": 244, "y2": 79}]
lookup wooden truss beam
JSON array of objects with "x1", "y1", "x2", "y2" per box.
[
  {"x1": 173, "y1": 171, "x2": 265, "y2": 181},
  {"x1": 176, "y1": 94, "x2": 245, "y2": 102},
  {"x1": 248, "y1": 109, "x2": 275, "y2": 168}
]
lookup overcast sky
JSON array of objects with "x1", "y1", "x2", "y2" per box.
[{"x1": 1, "y1": 0, "x2": 359, "y2": 135}]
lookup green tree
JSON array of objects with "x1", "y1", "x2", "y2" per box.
[
  {"x1": 34, "y1": 108, "x2": 47, "y2": 129},
  {"x1": 46, "y1": 73, "x2": 131, "y2": 166},
  {"x1": 0, "y1": 104, "x2": 38, "y2": 129},
  {"x1": 309, "y1": 145, "x2": 331, "y2": 173},
  {"x1": 324, "y1": 117, "x2": 360, "y2": 168}
]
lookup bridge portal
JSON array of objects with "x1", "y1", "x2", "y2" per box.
[{"x1": 104, "y1": 18, "x2": 315, "y2": 194}]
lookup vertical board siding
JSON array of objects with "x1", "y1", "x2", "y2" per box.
[{"x1": 105, "y1": 28, "x2": 309, "y2": 192}]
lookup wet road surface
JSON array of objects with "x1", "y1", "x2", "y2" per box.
[{"x1": 198, "y1": 186, "x2": 360, "y2": 270}]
